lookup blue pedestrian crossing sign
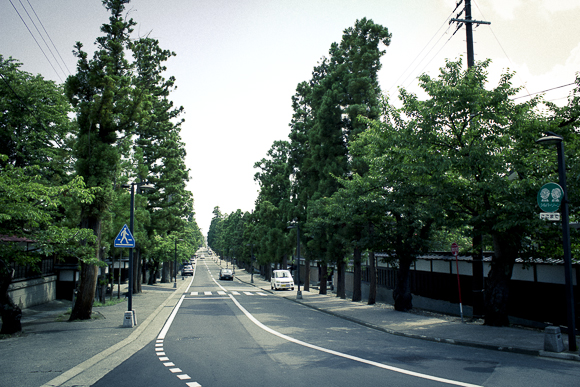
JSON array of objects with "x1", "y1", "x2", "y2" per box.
[{"x1": 114, "y1": 224, "x2": 135, "y2": 248}]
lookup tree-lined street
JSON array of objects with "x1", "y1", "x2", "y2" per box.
[{"x1": 90, "y1": 255, "x2": 580, "y2": 387}]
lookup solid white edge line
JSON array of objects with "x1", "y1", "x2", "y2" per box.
[
  {"x1": 157, "y1": 294, "x2": 185, "y2": 340},
  {"x1": 227, "y1": 294, "x2": 482, "y2": 387}
]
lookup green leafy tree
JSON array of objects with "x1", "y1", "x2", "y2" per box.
[
  {"x1": 294, "y1": 18, "x2": 391, "y2": 294},
  {"x1": 65, "y1": 0, "x2": 143, "y2": 320},
  {"x1": 0, "y1": 55, "x2": 75, "y2": 179},
  {"x1": 392, "y1": 59, "x2": 545, "y2": 323},
  {"x1": 253, "y1": 141, "x2": 294, "y2": 271},
  {"x1": 0, "y1": 158, "x2": 96, "y2": 333}
]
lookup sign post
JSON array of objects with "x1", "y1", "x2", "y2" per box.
[
  {"x1": 451, "y1": 242, "x2": 464, "y2": 323},
  {"x1": 114, "y1": 222, "x2": 137, "y2": 328}
]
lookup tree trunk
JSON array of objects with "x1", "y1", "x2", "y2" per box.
[
  {"x1": 319, "y1": 264, "x2": 327, "y2": 295},
  {"x1": 484, "y1": 231, "x2": 519, "y2": 326},
  {"x1": 352, "y1": 247, "x2": 362, "y2": 302},
  {"x1": 70, "y1": 260, "x2": 98, "y2": 320},
  {"x1": 304, "y1": 258, "x2": 310, "y2": 291},
  {"x1": 70, "y1": 216, "x2": 100, "y2": 321},
  {"x1": 368, "y1": 251, "x2": 377, "y2": 305},
  {"x1": 393, "y1": 256, "x2": 413, "y2": 312},
  {"x1": 0, "y1": 261, "x2": 22, "y2": 334},
  {"x1": 337, "y1": 261, "x2": 346, "y2": 299},
  {"x1": 148, "y1": 260, "x2": 158, "y2": 285},
  {"x1": 161, "y1": 261, "x2": 170, "y2": 283}
]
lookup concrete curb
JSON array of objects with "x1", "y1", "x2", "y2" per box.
[
  {"x1": 235, "y1": 272, "x2": 580, "y2": 362},
  {"x1": 40, "y1": 278, "x2": 191, "y2": 387}
]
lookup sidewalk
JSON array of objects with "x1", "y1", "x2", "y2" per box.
[
  {"x1": 233, "y1": 268, "x2": 580, "y2": 362},
  {"x1": 1, "y1": 267, "x2": 578, "y2": 387},
  {"x1": 0, "y1": 278, "x2": 191, "y2": 387}
]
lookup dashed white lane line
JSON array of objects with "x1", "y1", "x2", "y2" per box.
[{"x1": 155, "y1": 265, "x2": 203, "y2": 386}]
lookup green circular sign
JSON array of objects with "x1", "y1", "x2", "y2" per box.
[{"x1": 537, "y1": 182, "x2": 563, "y2": 212}]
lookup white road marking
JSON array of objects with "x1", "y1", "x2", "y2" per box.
[
  {"x1": 163, "y1": 362, "x2": 175, "y2": 367},
  {"x1": 186, "y1": 382, "x2": 202, "y2": 387},
  {"x1": 217, "y1": 291, "x2": 227, "y2": 295},
  {"x1": 155, "y1": 348, "x2": 163, "y2": 352},
  {"x1": 191, "y1": 291, "x2": 199, "y2": 296},
  {"x1": 177, "y1": 374, "x2": 191, "y2": 380},
  {"x1": 243, "y1": 292, "x2": 253, "y2": 296},
  {"x1": 157, "y1": 294, "x2": 185, "y2": 340},
  {"x1": 204, "y1": 291, "x2": 212, "y2": 295},
  {"x1": 257, "y1": 292, "x2": 267, "y2": 296},
  {"x1": 231, "y1": 291, "x2": 240, "y2": 295},
  {"x1": 169, "y1": 368, "x2": 182, "y2": 373},
  {"x1": 228, "y1": 294, "x2": 482, "y2": 387},
  {"x1": 158, "y1": 357, "x2": 169, "y2": 361},
  {"x1": 156, "y1": 352, "x2": 165, "y2": 356}
]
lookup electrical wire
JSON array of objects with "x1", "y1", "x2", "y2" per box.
[
  {"x1": 387, "y1": 8, "x2": 458, "y2": 92},
  {"x1": 8, "y1": 0, "x2": 63, "y2": 82},
  {"x1": 17, "y1": 0, "x2": 68, "y2": 79},
  {"x1": 472, "y1": 0, "x2": 530, "y2": 96},
  {"x1": 25, "y1": 0, "x2": 71, "y2": 76},
  {"x1": 511, "y1": 82, "x2": 576, "y2": 101}
]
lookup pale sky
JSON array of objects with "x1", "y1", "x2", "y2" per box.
[{"x1": 2, "y1": 0, "x2": 580, "y2": 235}]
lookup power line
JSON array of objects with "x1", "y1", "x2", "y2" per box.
[
  {"x1": 472, "y1": 0, "x2": 530, "y2": 96},
  {"x1": 512, "y1": 82, "x2": 576, "y2": 101},
  {"x1": 17, "y1": 0, "x2": 68, "y2": 79},
  {"x1": 25, "y1": 0, "x2": 71, "y2": 76},
  {"x1": 388, "y1": 8, "x2": 458, "y2": 92},
  {"x1": 8, "y1": 0, "x2": 63, "y2": 82}
]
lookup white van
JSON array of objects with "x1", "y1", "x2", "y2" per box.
[{"x1": 271, "y1": 270, "x2": 295, "y2": 291}]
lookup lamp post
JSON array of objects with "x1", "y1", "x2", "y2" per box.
[
  {"x1": 121, "y1": 181, "x2": 155, "y2": 323},
  {"x1": 174, "y1": 238, "x2": 184, "y2": 288},
  {"x1": 287, "y1": 222, "x2": 303, "y2": 300},
  {"x1": 536, "y1": 133, "x2": 577, "y2": 352}
]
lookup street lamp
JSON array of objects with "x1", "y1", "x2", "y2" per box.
[
  {"x1": 287, "y1": 222, "x2": 303, "y2": 300},
  {"x1": 121, "y1": 181, "x2": 155, "y2": 318},
  {"x1": 536, "y1": 133, "x2": 577, "y2": 352},
  {"x1": 174, "y1": 238, "x2": 184, "y2": 288}
]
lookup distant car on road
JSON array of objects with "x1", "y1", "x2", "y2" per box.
[
  {"x1": 271, "y1": 270, "x2": 294, "y2": 291},
  {"x1": 182, "y1": 265, "x2": 193, "y2": 276},
  {"x1": 219, "y1": 268, "x2": 234, "y2": 280}
]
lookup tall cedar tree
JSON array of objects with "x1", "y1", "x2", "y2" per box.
[
  {"x1": 65, "y1": 0, "x2": 140, "y2": 320},
  {"x1": 290, "y1": 18, "x2": 390, "y2": 294}
]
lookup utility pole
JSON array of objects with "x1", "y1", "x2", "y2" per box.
[
  {"x1": 450, "y1": 0, "x2": 490, "y2": 319},
  {"x1": 450, "y1": 0, "x2": 490, "y2": 69}
]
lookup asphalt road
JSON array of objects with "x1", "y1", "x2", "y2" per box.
[{"x1": 93, "y1": 258, "x2": 580, "y2": 387}]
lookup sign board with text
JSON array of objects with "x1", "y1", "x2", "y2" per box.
[{"x1": 537, "y1": 182, "x2": 563, "y2": 212}]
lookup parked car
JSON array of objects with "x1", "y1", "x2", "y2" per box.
[
  {"x1": 219, "y1": 268, "x2": 234, "y2": 280},
  {"x1": 182, "y1": 265, "x2": 194, "y2": 276},
  {"x1": 271, "y1": 269, "x2": 294, "y2": 290}
]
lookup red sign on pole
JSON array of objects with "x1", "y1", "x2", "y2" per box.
[{"x1": 451, "y1": 242, "x2": 459, "y2": 256}]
